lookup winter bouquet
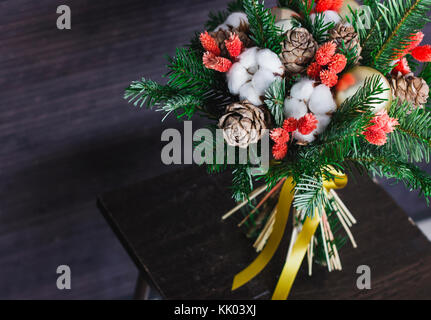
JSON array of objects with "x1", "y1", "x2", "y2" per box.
[{"x1": 125, "y1": 0, "x2": 431, "y2": 299}]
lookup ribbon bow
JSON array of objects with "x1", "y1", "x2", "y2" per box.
[{"x1": 232, "y1": 169, "x2": 348, "y2": 300}]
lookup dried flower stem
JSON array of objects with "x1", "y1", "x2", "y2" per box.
[
  {"x1": 238, "y1": 178, "x2": 286, "y2": 227},
  {"x1": 222, "y1": 184, "x2": 267, "y2": 220}
]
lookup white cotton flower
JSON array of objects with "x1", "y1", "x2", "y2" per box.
[
  {"x1": 256, "y1": 49, "x2": 284, "y2": 75},
  {"x1": 310, "y1": 10, "x2": 341, "y2": 27},
  {"x1": 228, "y1": 47, "x2": 284, "y2": 105},
  {"x1": 275, "y1": 19, "x2": 295, "y2": 34},
  {"x1": 308, "y1": 84, "x2": 337, "y2": 114},
  {"x1": 239, "y1": 82, "x2": 262, "y2": 106},
  {"x1": 284, "y1": 97, "x2": 308, "y2": 119},
  {"x1": 294, "y1": 131, "x2": 316, "y2": 143},
  {"x1": 214, "y1": 23, "x2": 228, "y2": 32},
  {"x1": 238, "y1": 47, "x2": 258, "y2": 70},
  {"x1": 290, "y1": 78, "x2": 315, "y2": 101},
  {"x1": 252, "y1": 68, "x2": 277, "y2": 96},
  {"x1": 227, "y1": 63, "x2": 252, "y2": 95},
  {"x1": 315, "y1": 114, "x2": 331, "y2": 134},
  {"x1": 224, "y1": 12, "x2": 249, "y2": 29}
]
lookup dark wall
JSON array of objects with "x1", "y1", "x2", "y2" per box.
[{"x1": 0, "y1": 0, "x2": 429, "y2": 299}]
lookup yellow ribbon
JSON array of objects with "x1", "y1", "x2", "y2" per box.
[{"x1": 232, "y1": 169, "x2": 348, "y2": 299}]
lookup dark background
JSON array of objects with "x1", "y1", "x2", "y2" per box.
[{"x1": 0, "y1": 0, "x2": 430, "y2": 299}]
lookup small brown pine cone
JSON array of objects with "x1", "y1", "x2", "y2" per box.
[
  {"x1": 390, "y1": 72, "x2": 429, "y2": 108},
  {"x1": 218, "y1": 101, "x2": 268, "y2": 148},
  {"x1": 329, "y1": 23, "x2": 362, "y2": 63},
  {"x1": 280, "y1": 28, "x2": 318, "y2": 76},
  {"x1": 210, "y1": 23, "x2": 253, "y2": 58}
]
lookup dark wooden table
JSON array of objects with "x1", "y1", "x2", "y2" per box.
[{"x1": 97, "y1": 166, "x2": 431, "y2": 299}]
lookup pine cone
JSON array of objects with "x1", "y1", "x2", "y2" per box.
[
  {"x1": 280, "y1": 28, "x2": 318, "y2": 75},
  {"x1": 390, "y1": 72, "x2": 429, "y2": 107},
  {"x1": 210, "y1": 23, "x2": 253, "y2": 58},
  {"x1": 329, "y1": 23, "x2": 362, "y2": 63},
  {"x1": 218, "y1": 101, "x2": 268, "y2": 148}
]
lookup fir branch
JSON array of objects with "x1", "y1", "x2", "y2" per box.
[
  {"x1": 289, "y1": 0, "x2": 333, "y2": 43},
  {"x1": 125, "y1": 47, "x2": 234, "y2": 120},
  {"x1": 293, "y1": 174, "x2": 328, "y2": 218},
  {"x1": 318, "y1": 75, "x2": 388, "y2": 161},
  {"x1": 347, "y1": 146, "x2": 431, "y2": 200},
  {"x1": 232, "y1": 164, "x2": 254, "y2": 202},
  {"x1": 158, "y1": 95, "x2": 203, "y2": 120},
  {"x1": 166, "y1": 48, "x2": 224, "y2": 94},
  {"x1": 387, "y1": 100, "x2": 431, "y2": 162},
  {"x1": 308, "y1": 11, "x2": 335, "y2": 44},
  {"x1": 264, "y1": 78, "x2": 286, "y2": 127},
  {"x1": 124, "y1": 78, "x2": 178, "y2": 108},
  {"x1": 277, "y1": 0, "x2": 305, "y2": 13},
  {"x1": 352, "y1": 0, "x2": 431, "y2": 74},
  {"x1": 243, "y1": 0, "x2": 284, "y2": 53}
]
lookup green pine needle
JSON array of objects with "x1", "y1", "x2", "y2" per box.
[
  {"x1": 264, "y1": 78, "x2": 286, "y2": 127},
  {"x1": 350, "y1": 0, "x2": 431, "y2": 74},
  {"x1": 243, "y1": 0, "x2": 284, "y2": 53}
]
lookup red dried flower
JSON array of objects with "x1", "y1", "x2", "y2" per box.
[
  {"x1": 297, "y1": 113, "x2": 318, "y2": 135},
  {"x1": 283, "y1": 117, "x2": 298, "y2": 132},
  {"x1": 203, "y1": 52, "x2": 232, "y2": 72},
  {"x1": 392, "y1": 58, "x2": 411, "y2": 76},
  {"x1": 200, "y1": 31, "x2": 220, "y2": 56},
  {"x1": 406, "y1": 32, "x2": 424, "y2": 52},
  {"x1": 307, "y1": 62, "x2": 322, "y2": 80},
  {"x1": 225, "y1": 33, "x2": 243, "y2": 58},
  {"x1": 363, "y1": 127, "x2": 387, "y2": 146},
  {"x1": 363, "y1": 110, "x2": 398, "y2": 146},
  {"x1": 315, "y1": 0, "x2": 333, "y2": 12},
  {"x1": 328, "y1": 53, "x2": 347, "y2": 74},
  {"x1": 330, "y1": 0, "x2": 344, "y2": 11},
  {"x1": 371, "y1": 110, "x2": 399, "y2": 134},
  {"x1": 272, "y1": 143, "x2": 288, "y2": 160},
  {"x1": 316, "y1": 41, "x2": 337, "y2": 66},
  {"x1": 336, "y1": 73, "x2": 356, "y2": 91},
  {"x1": 411, "y1": 45, "x2": 431, "y2": 62},
  {"x1": 320, "y1": 69, "x2": 338, "y2": 88},
  {"x1": 270, "y1": 128, "x2": 290, "y2": 144},
  {"x1": 396, "y1": 32, "x2": 425, "y2": 59}
]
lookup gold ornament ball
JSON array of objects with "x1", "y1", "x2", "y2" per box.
[
  {"x1": 271, "y1": 7, "x2": 299, "y2": 23},
  {"x1": 339, "y1": 0, "x2": 360, "y2": 22},
  {"x1": 335, "y1": 66, "x2": 392, "y2": 113}
]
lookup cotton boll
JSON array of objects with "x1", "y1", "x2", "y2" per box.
[
  {"x1": 214, "y1": 24, "x2": 228, "y2": 32},
  {"x1": 315, "y1": 114, "x2": 331, "y2": 134},
  {"x1": 256, "y1": 49, "x2": 284, "y2": 75},
  {"x1": 308, "y1": 84, "x2": 337, "y2": 114},
  {"x1": 227, "y1": 63, "x2": 252, "y2": 95},
  {"x1": 252, "y1": 68, "x2": 277, "y2": 96},
  {"x1": 284, "y1": 97, "x2": 308, "y2": 119},
  {"x1": 294, "y1": 131, "x2": 316, "y2": 143},
  {"x1": 290, "y1": 78, "x2": 315, "y2": 101},
  {"x1": 238, "y1": 47, "x2": 259, "y2": 70},
  {"x1": 323, "y1": 10, "x2": 342, "y2": 25},
  {"x1": 275, "y1": 19, "x2": 295, "y2": 34},
  {"x1": 310, "y1": 10, "x2": 341, "y2": 27},
  {"x1": 239, "y1": 82, "x2": 262, "y2": 106},
  {"x1": 225, "y1": 12, "x2": 249, "y2": 29}
]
